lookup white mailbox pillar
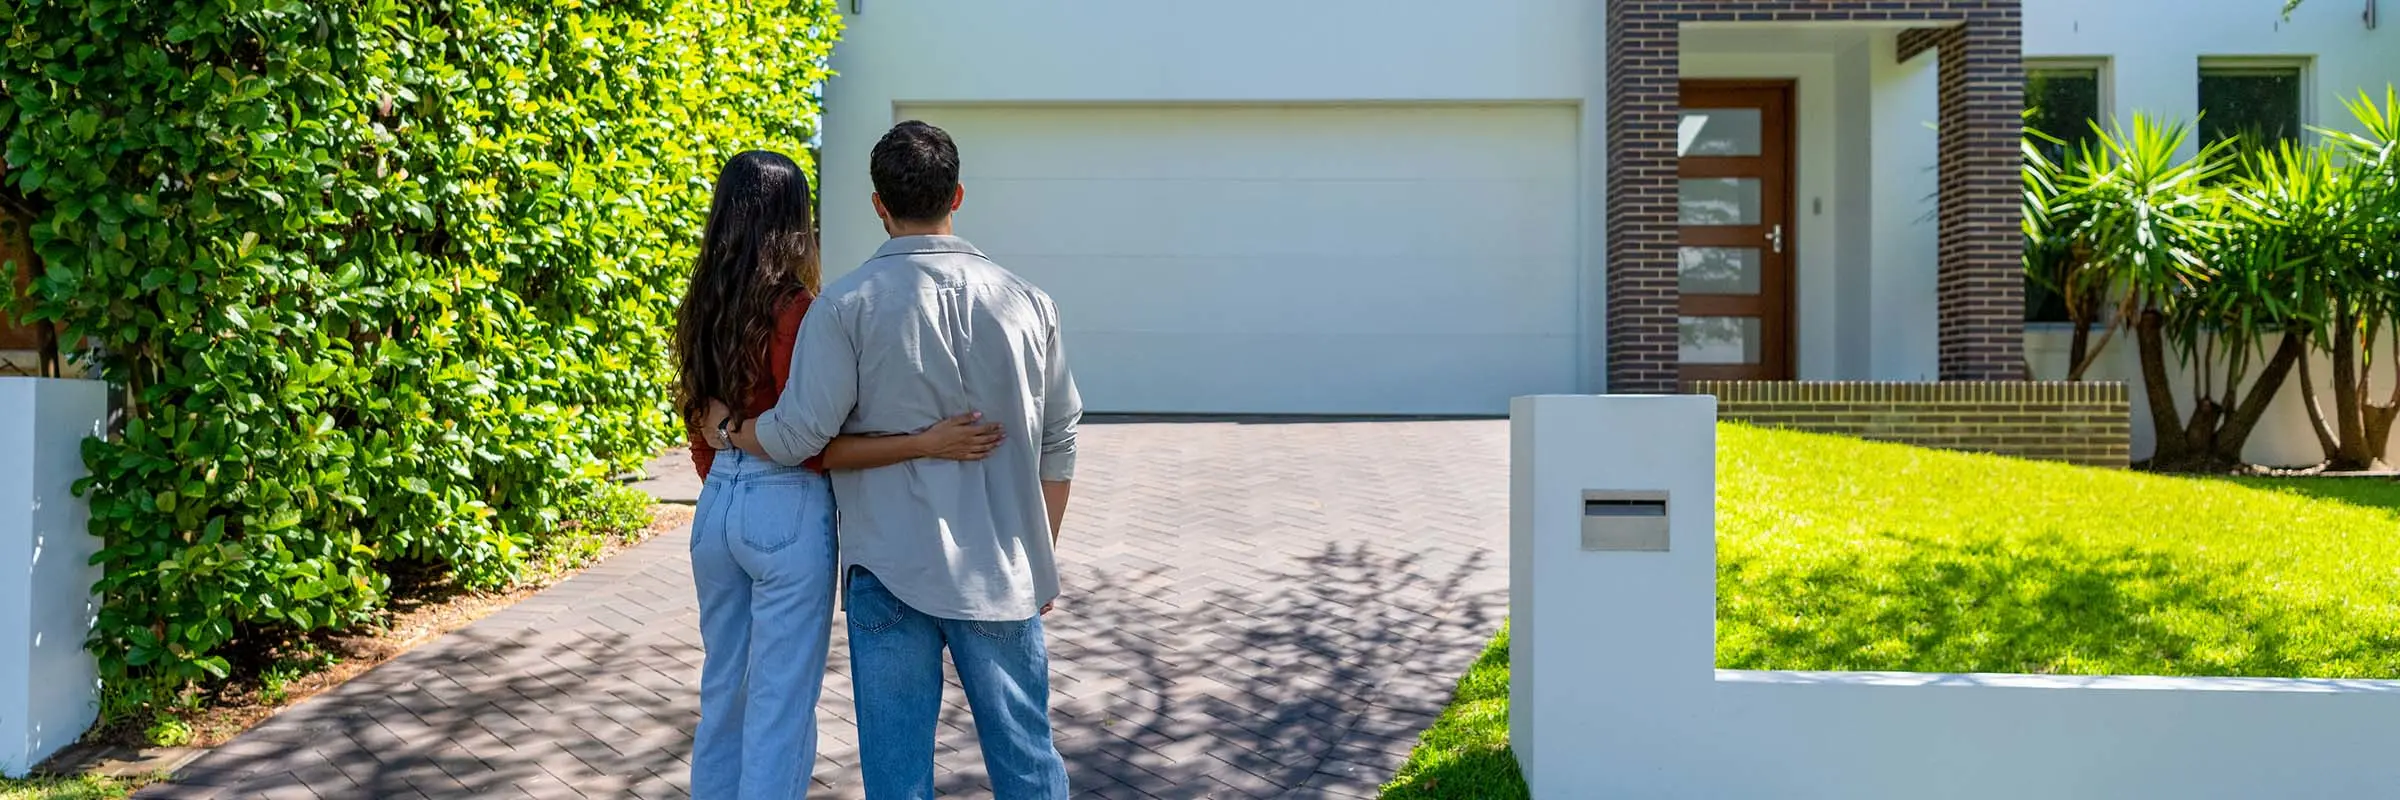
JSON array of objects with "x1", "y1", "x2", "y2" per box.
[
  {"x1": 1510, "y1": 394, "x2": 1717, "y2": 798},
  {"x1": 1, "y1": 377, "x2": 109, "y2": 778}
]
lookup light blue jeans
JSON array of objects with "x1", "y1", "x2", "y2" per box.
[
  {"x1": 690, "y1": 450, "x2": 837, "y2": 800},
  {"x1": 845, "y1": 567, "x2": 1069, "y2": 800}
]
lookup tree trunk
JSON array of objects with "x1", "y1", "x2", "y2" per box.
[
  {"x1": 2070, "y1": 324, "x2": 2122, "y2": 382},
  {"x1": 2066, "y1": 319, "x2": 2094, "y2": 381},
  {"x1": 2367, "y1": 404, "x2": 2399, "y2": 471},
  {"x1": 2369, "y1": 322, "x2": 2400, "y2": 469},
  {"x1": 2331, "y1": 308, "x2": 2374, "y2": 471},
  {"x1": 2135, "y1": 309, "x2": 2190, "y2": 468},
  {"x1": 2063, "y1": 248, "x2": 2108, "y2": 382},
  {"x1": 2184, "y1": 397, "x2": 2223, "y2": 461},
  {"x1": 35, "y1": 321, "x2": 57, "y2": 379},
  {"x1": 2297, "y1": 351, "x2": 2343, "y2": 463},
  {"x1": 2212, "y1": 330, "x2": 2307, "y2": 466}
]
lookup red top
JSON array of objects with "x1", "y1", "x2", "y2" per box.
[{"x1": 688, "y1": 294, "x2": 827, "y2": 478}]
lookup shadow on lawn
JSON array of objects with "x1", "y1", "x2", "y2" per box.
[{"x1": 1720, "y1": 532, "x2": 2399, "y2": 678}]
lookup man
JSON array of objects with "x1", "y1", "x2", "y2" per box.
[{"x1": 719, "y1": 121, "x2": 1079, "y2": 799}]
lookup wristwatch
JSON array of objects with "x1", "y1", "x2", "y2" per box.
[{"x1": 712, "y1": 415, "x2": 735, "y2": 449}]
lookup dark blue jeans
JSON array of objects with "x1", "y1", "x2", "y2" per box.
[{"x1": 845, "y1": 567, "x2": 1069, "y2": 799}]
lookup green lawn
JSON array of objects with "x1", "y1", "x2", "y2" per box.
[
  {"x1": 0, "y1": 776, "x2": 140, "y2": 800},
  {"x1": 1382, "y1": 423, "x2": 2400, "y2": 799}
]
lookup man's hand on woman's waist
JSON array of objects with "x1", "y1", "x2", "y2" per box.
[{"x1": 703, "y1": 400, "x2": 1003, "y2": 464}]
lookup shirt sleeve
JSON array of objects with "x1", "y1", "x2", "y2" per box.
[
  {"x1": 755, "y1": 295, "x2": 858, "y2": 467},
  {"x1": 1037, "y1": 300, "x2": 1082, "y2": 482}
]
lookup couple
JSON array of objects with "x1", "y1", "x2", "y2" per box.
[{"x1": 675, "y1": 121, "x2": 1080, "y2": 799}]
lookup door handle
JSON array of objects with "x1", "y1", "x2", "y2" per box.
[{"x1": 1767, "y1": 224, "x2": 1784, "y2": 254}]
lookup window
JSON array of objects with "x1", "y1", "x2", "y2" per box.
[
  {"x1": 2198, "y1": 61, "x2": 2306, "y2": 150},
  {"x1": 2024, "y1": 62, "x2": 2105, "y2": 323},
  {"x1": 2026, "y1": 63, "x2": 2104, "y2": 158}
]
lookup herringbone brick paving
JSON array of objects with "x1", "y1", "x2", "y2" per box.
[{"x1": 136, "y1": 420, "x2": 1509, "y2": 799}]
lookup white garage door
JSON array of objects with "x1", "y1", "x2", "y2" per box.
[{"x1": 898, "y1": 104, "x2": 1581, "y2": 415}]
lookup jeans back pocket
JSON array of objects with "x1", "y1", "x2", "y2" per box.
[
  {"x1": 845, "y1": 568, "x2": 912, "y2": 633},
  {"x1": 734, "y1": 482, "x2": 811, "y2": 554}
]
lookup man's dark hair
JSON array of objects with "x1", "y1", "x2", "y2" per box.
[{"x1": 870, "y1": 121, "x2": 961, "y2": 223}]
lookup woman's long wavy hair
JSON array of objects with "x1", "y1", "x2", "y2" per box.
[{"x1": 674, "y1": 151, "x2": 821, "y2": 432}]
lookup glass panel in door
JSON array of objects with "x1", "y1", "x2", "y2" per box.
[
  {"x1": 1677, "y1": 179, "x2": 1763, "y2": 225},
  {"x1": 1678, "y1": 247, "x2": 1764, "y2": 295},
  {"x1": 1679, "y1": 316, "x2": 1764, "y2": 365}
]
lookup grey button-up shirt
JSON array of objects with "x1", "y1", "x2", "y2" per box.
[{"x1": 754, "y1": 235, "x2": 1081, "y2": 621}]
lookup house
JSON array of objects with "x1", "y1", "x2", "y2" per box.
[{"x1": 816, "y1": 0, "x2": 2396, "y2": 465}]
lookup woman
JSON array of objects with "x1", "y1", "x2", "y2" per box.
[{"x1": 674, "y1": 150, "x2": 999, "y2": 799}]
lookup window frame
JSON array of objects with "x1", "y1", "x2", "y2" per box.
[
  {"x1": 2023, "y1": 58, "x2": 2111, "y2": 327},
  {"x1": 2195, "y1": 56, "x2": 2314, "y2": 149},
  {"x1": 2025, "y1": 58, "x2": 2113, "y2": 146}
]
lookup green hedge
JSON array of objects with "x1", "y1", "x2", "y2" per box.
[{"x1": 0, "y1": 0, "x2": 839, "y2": 715}]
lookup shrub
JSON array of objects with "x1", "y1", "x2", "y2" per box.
[
  {"x1": 0, "y1": 0, "x2": 839, "y2": 718},
  {"x1": 2024, "y1": 90, "x2": 2400, "y2": 471}
]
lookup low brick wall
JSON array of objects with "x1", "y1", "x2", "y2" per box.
[{"x1": 1689, "y1": 381, "x2": 2132, "y2": 467}]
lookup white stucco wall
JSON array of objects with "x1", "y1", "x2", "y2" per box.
[
  {"x1": 2025, "y1": 0, "x2": 2394, "y2": 141},
  {"x1": 1867, "y1": 33, "x2": 1945, "y2": 382},
  {"x1": 1511, "y1": 394, "x2": 1720, "y2": 797},
  {"x1": 0, "y1": 378, "x2": 107, "y2": 778},
  {"x1": 1514, "y1": 395, "x2": 2400, "y2": 799}
]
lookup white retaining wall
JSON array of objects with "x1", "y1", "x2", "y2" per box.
[
  {"x1": 1510, "y1": 394, "x2": 2400, "y2": 799},
  {"x1": 1, "y1": 378, "x2": 108, "y2": 778}
]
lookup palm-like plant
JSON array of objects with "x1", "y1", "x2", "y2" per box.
[
  {"x1": 2044, "y1": 115, "x2": 2239, "y2": 467},
  {"x1": 2299, "y1": 88, "x2": 2400, "y2": 470},
  {"x1": 2181, "y1": 141, "x2": 2346, "y2": 465},
  {"x1": 2025, "y1": 90, "x2": 2400, "y2": 471}
]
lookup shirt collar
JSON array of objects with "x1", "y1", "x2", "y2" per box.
[{"x1": 871, "y1": 234, "x2": 986, "y2": 261}]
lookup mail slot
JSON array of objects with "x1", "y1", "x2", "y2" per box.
[{"x1": 1580, "y1": 490, "x2": 1668, "y2": 552}]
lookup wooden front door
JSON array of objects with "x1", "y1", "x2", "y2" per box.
[{"x1": 1677, "y1": 81, "x2": 1795, "y2": 383}]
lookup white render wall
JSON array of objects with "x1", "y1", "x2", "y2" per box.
[
  {"x1": 1867, "y1": 32, "x2": 1945, "y2": 382},
  {"x1": 0, "y1": 378, "x2": 108, "y2": 778},
  {"x1": 2025, "y1": 0, "x2": 2395, "y2": 144},
  {"x1": 1513, "y1": 395, "x2": 2400, "y2": 799},
  {"x1": 1510, "y1": 394, "x2": 1720, "y2": 797}
]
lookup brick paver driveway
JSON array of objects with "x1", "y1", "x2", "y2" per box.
[{"x1": 139, "y1": 419, "x2": 1509, "y2": 799}]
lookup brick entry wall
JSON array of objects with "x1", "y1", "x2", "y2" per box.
[
  {"x1": 1606, "y1": 0, "x2": 2026, "y2": 393},
  {"x1": 1692, "y1": 381, "x2": 2130, "y2": 467}
]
